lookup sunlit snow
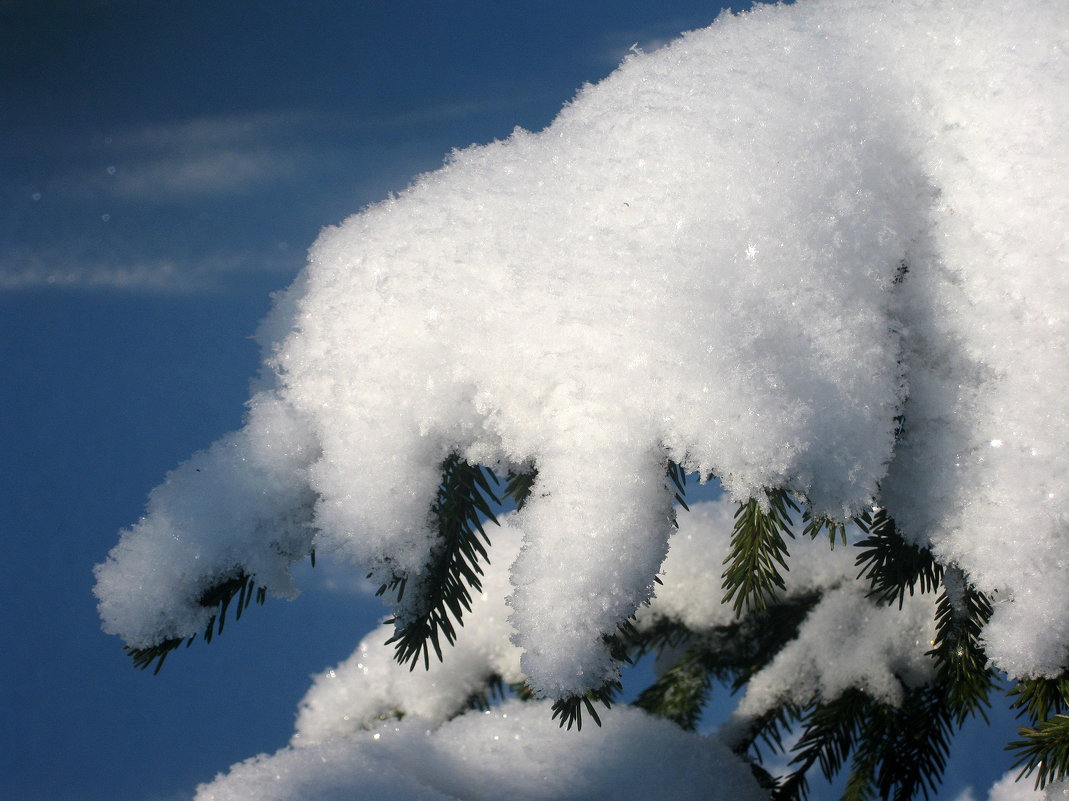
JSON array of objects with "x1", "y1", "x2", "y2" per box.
[{"x1": 95, "y1": 0, "x2": 1067, "y2": 796}]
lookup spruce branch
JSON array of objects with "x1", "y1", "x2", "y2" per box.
[
  {"x1": 801, "y1": 507, "x2": 847, "y2": 549},
  {"x1": 866, "y1": 686, "x2": 953, "y2": 801},
  {"x1": 125, "y1": 570, "x2": 271, "y2": 674},
  {"x1": 927, "y1": 566, "x2": 996, "y2": 722},
  {"x1": 774, "y1": 690, "x2": 874, "y2": 801},
  {"x1": 503, "y1": 467, "x2": 537, "y2": 510},
  {"x1": 854, "y1": 508, "x2": 942, "y2": 608},
  {"x1": 1010, "y1": 715, "x2": 1069, "y2": 789},
  {"x1": 666, "y1": 459, "x2": 689, "y2": 513},
  {"x1": 775, "y1": 686, "x2": 955, "y2": 801},
  {"x1": 462, "y1": 674, "x2": 512, "y2": 713},
  {"x1": 550, "y1": 681, "x2": 621, "y2": 731},
  {"x1": 722, "y1": 489, "x2": 799, "y2": 615},
  {"x1": 384, "y1": 455, "x2": 501, "y2": 670},
  {"x1": 1009, "y1": 673, "x2": 1069, "y2": 788},
  {"x1": 634, "y1": 644, "x2": 713, "y2": 730},
  {"x1": 635, "y1": 596, "x2": 817, "y2": 739},
  {"x1": 1009, "y1": 674, "x2": 1069, "y2": 723}
]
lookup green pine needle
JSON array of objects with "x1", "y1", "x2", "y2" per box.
[
  {"x1": 927, "y1": 567, "x2": 996, "y2": 722},
  {"x1": 1008, "y1": 674, "x2": 1069, "y2": 789},
  {"x1": 550, "y1": 682, "x2": 620, "y2": 731},
  {"x1": 504, "y1": 468, "x2": 537, "y2": 510},
  {"x1": 722, "y1": 489, "x2": 799, "y2": 615},
  {"x1": 1009, "y1": 674, "x2": 1069, "y2": 723},
  {"x1": 801, "y1": 508, "x2": 847, "y2": 548},
  {"x1": 775, "y1": 687, "x2": 955, "y2": 801},
  {"x1": 384, "y1": 455, "x2": 501, "y2": 670},
  {"x1": 1010, "y1": 715, "x2": 1069, "y2": 789},
  {"x1": 854, "y1": 508, "x2": 941, "y2": 608},
  {"x1": 125, "y1": 570, "x2": 273, "y2": 673}
]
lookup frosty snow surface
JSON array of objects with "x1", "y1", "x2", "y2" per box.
[{"x1": 95, "y1": 0, "x2": 1066, "y2": 789}]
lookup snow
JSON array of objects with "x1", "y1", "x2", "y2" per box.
[
  {"x1": 733, "y1": 583, "x2": 936, "y2": 717},
  {"x1": 94, "y1": 0, "x2": 1066, "y2": 795},
  {"x1": 296, "y1": 500, "x2": 938, "y2": 738},
  {"x1": 200, "y1": 700, "x2": 766, "y2": 801},
  {"x1": 293, "y1": 523, "x2": 525, "y2": 743},
  {"x1": 956, "y1": 771, "x2": 1050, "y2": 801},
  {"x1": 213, "y1": 499, "x2": 946, "y2": 800}
]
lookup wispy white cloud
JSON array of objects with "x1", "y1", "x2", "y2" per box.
[
  {"x1": 97, "y1": 112, "x2": 310, "y2": 200},
  {"x1": 107, "y1": 149, "x2": 297, "y2": 199},
  {"x1": 115, "y1": 111, "x2": 313, "y2": 150},
  {"x1": 0, "y1": 246, "x2": 296, "y2": 293}
]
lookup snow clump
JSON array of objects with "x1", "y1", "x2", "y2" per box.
[{"x1": 95, "y1": 0, "x2": 1068, "y2": 703}]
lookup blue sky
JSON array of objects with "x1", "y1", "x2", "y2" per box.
[{"x1": 2, "y1": 2, "x2": 1020, "y2": 799}]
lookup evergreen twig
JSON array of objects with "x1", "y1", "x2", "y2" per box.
[
  {"x1": 854, "y1": 508, "x2": 941, "y2": 608},
  {"x1": 1009, "y1": 673, "x2": 1069, "y2": 788},
  {"x1": 504, "y1": 468, "x2": 537, "y2": 510},
  {"x1": 550, "y1": 681, "x2": 621, "y2": 731},
  {"x1": 722, "y1": 490, "x2": 799, "y2": 615},
  {"x1": 1010, "y1": 715, "x2": 1069, "y2": 789},
  {"x1": 125, "y1": 570, "x2": 272, "y2": 674},
  {"x1": 775, "y1": 686, "x2": 955, "y2": 801},
  {"x1": 384, "y1": 455, "x2": 501, "y2": 670},
  {"x1": 927, "y1": 567, "x2": 996, "y2": 722}
]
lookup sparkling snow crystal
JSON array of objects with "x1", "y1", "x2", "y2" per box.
[{"x1": 96, "y1": 0, "x2": 1067, "y2": 723}]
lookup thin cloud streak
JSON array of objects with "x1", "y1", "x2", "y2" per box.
[
  {"x1": 0, "y1": 247, "x2": 298, "y2": 293},
  {"x1": 107, "y1": 149, "x2": 298, "y2": 200}
]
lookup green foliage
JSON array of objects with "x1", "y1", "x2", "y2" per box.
[
  {"x1": 1009, "y1": 673, "x2": 1069, "y2": 789},
  {"x1": 462, "y1": 674, "x2": 513, "y2": 713},
  {"x1": 854, "y1": 508, "x2": 941, "y2": 608},
  {"x1": 126, "y1": 570, "x2": 269, "y2": 674},
  {"x1": 774, "y1": 686, "x2": 956, "y2": 801},
  {"x1": 550, "y1": 682, "x2": 621, "y2": 731},
  {"x1": 773, "y1": 690, "x2": 875, "y2": 801},
  {"x1": 666, "y1": 459, "x2": 689, "y2": 514},
  {"x1": 1010, "y1": 714, "x2": 1069, "y2": 789},
  {"x1": 633, "y1": 595, "x2": 817, "y2": 732},
  {"x1": 124, "y1": 454, "x2": 1060, "y2": 801},
  {"x1": 802, "y1": 509, "x2": 847, "y2": 549},
  {"x1": 722, "y1": 489, "x2": 799, "y2": 615},
  {"x1": 503, "y1": 467, "x2": 537, "y2": 510},
  {"x1": 384, "y1": 455, "x2": 500, "y2": 670},
  {"x1": 927, "y1": 567, "x2": 996, "y2": 722},
  {"x1": 1009, "y1": 674, "x2": 1069, "y2": 722}
]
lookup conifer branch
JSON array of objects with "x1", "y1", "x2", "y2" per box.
[
  {"x1": 722, "y1": 490, "x2": 799, "y2": 615},
  {"x1": 927, "y1": 567, "x2": 996, "y2": 722},
  {"x1": 1009, "y1": 673, "x2": 1069, "y2": 788},
  {"x1": 634, "y1": 644, "x2": 713, "y2": 730},
  {"x1": 774, "y1": 690, "x2": 873, "y2": 801},
  {"x1": 854, "y1": 508, "x2": 941, "y2": 608},
  {"x1": 1010, "y1": 715, "x2": 1069, "y2": 789},
  {"x1": 125, "y1": 570, "x2": 271, "y2": 674},
  {"x1": 462, "y1": 674, "x2": 512, "y2": 713},
  {"x1": 666, "y1": 459, "x2": 689, "y2": 513},
  {"x1": 865, "y1": 686, "x2": 953, "y2": 801},
  {"x1": 385, "y1": 455, "x2": 500, "y2": 670},
  {"x1": 775, "y1": 686, "x2": 955, "y2": 801},
  {"x1": 635, "y1": 596, "x2": 817, "y2": 738},
  {"x1": 801, "y1": 507, "x2": 847, "y2": 548},
  {"x1": 550, "y1": 681, "x2": 621, "y2": 731},
  {"x1": 503, "y1": 467, "x2": 537, "y2": 510},
  {"x1": 1009, "y1": 674, "x2": 1069, "y2": 723}
]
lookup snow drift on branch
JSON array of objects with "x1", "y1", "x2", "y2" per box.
[
  {"x1": 204, "y1": 500, "x2": 941, "y2": 801},
  {"x1": 96, "y1": 0, "x2": 1068, "y2": 699},
  {"x1": 196, "y1": 700, "x2": 767, "y2": 801}
]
